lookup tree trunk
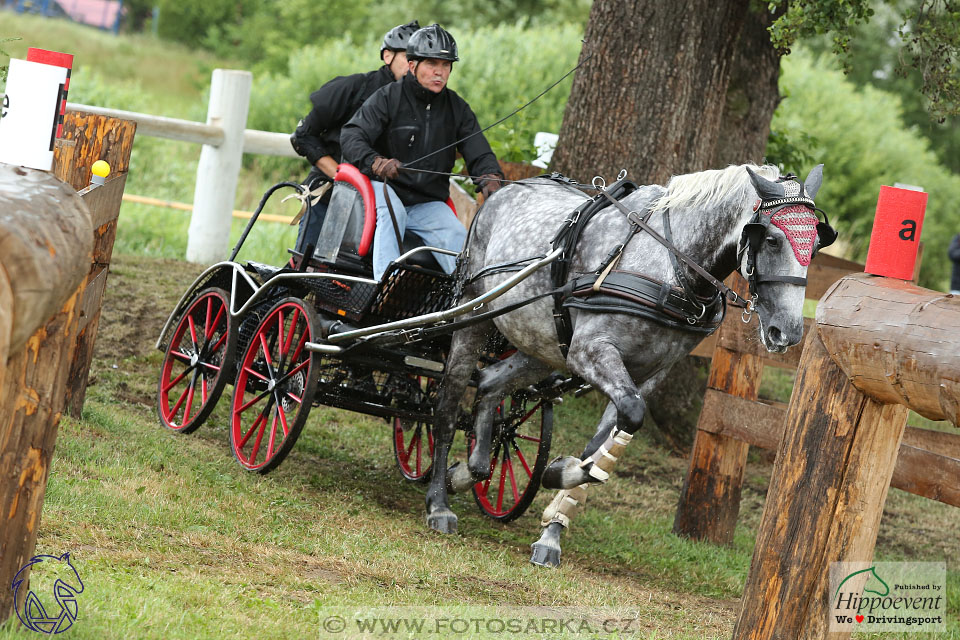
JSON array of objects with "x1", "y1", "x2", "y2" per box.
[
  {"x1": 551, "y1": 0, "x2": 783, "y2": 448},
  {"x1": 553, "y1": 0, "x2": 747, "y2": 184}
]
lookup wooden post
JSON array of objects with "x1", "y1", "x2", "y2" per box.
[
  {"x1": 732, "y1": 330, "x2": 908, "y2": 639},
  {"x1": 673, "y1": 275, "x2": 759, "y2": 543},
  {"x1": 186, "y1": 69, "x2": 252, "y2": 264},
  {"x1": 52, "y1": 111, "x2": 136, "y2": 416},
  {"x1": 0, "y1": 164, "x2": 92, "y2": 624},
  {"x1": 733, "y1": 274, "x2": 958, "y2": 639}
]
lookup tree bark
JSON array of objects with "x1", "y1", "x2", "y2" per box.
[
  {"x1": 553, "y1": 0, "x2": 746, "y2": 183},
  {"x1": 551, "y1": 1, "x2": 783, "y2": 448}
]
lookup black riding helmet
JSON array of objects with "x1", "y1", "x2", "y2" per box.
[
  {"x1": 406, "y1": 24, "x2": 459, "y2": 62},
  {"x1": 380, "y1": 21, "x2": 420, "y2": 59}
]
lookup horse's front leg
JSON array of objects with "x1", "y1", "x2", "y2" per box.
[
  {"x1": 532, "y1": 338, "x2": 671, "y2": 567},
  {"x1": 447, "y1": 352, "x2": 552, "y2": 493},
  {"x1": 426, "y1": 322, "x2": 493, "y2": 534},
  {"x1": 541, "y1": 336, "x2": 653, "y2": 490}
]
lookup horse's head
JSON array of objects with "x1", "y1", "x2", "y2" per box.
[{"x1": 740, "y1": 164, "x2": 835, "y2": 352}]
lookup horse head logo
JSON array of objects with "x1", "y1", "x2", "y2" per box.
[
  {"x1": 11, "y1": 553, "x2": 84, "y2": 634},
  {"x1": 835, "y1": 565, "x2": 891, "y2": 599}
]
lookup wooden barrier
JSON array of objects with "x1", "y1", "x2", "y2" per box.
[
  {"x1": 0, "y1": 164, "x2": 93, "y2": 623},
  {"x1": 732, "y1": 274, "x2": 959, "y2": 638},
  {"x1": 53, "y1": 110, "x2": 137, "y2": 416},
  {"x1": 675, "y1": 252, "x2": 863, "y2": 543}
]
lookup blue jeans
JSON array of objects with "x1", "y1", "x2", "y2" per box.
[{"x1": 371, "y1": 181, "x2": 466, "y2": 280}]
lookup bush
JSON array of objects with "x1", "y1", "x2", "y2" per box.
[
  {"x1": 246, "y1": 22, "x2": 583, "y2": 179},
  {"x1": 773, "y1": 48, "x2": 960, "y2": 290}
]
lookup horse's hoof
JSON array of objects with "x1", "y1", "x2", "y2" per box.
[
  {"x1": 541, "y1": 456, "x2": 586, "y2": 490},
  {"x1": 427, "y1": 510, "x2": 458, "y2": 534},
  {"x1": 446, "y1": 462, "x2": 475, "y2": 494},
  {"x1": 530, "y1": 541, "x2": 561, "y2": 568}
]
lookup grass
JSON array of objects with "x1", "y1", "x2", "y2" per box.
[
  {"x1": 0, "y1": 253, "x2": 957, "y2": 639},
  {"x1": 2, "y1": 12, "x2": 958, "y2": 638}
]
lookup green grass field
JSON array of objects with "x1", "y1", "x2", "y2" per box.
[
  {"x1": 1, "y1": 12, "x2": 958, "y2": 639},
  {"x1": 0, "y1": 254, "x2": 956, "y2": 639}
]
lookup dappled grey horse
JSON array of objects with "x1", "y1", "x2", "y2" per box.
[{"x1": 427, "y1": 163, "x2": 832, "y2": 566}]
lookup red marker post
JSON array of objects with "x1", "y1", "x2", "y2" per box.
[
  {"x1": 26, "y1": 48, "x2": 74, "y2": 140},
  {"x1": 864, "y1": 185, "x2": 928, "y2": 280}
]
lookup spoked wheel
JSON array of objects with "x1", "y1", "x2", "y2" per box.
[
  {"x1": 469, "y1": 391, "x2": 553, "y2": 522},
  {"x1": 157, "y1": 287, "x2": 236, "y2": 433},
  {"x1": 393, "y1": 377, "x2": 437, "y2": 483},
  {"x1": 230, "y1": 297, "x2": 320, "y2": 473}
]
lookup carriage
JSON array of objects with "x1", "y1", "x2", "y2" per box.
[{"x1": 154, "y1": 164, "x2": 581, "y2": 523}]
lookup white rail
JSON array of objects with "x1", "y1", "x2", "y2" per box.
[{"x1": 49, "y1": 69, "x2": 302, "y2": 263}]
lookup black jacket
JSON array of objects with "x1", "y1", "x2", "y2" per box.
[
  {"x1": 341, "y1": 73, "x2": 502, "y2": 205},
  {"x1": 950, "y1": 233, "x2": 960, "y2": 291},
  {"x1": 290, "y1": 65, "x2": 396, "y2": 186}
]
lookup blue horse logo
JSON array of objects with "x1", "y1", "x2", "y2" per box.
[{"x1": 11, "y1": 553, "x2": 84, "y2": 634}]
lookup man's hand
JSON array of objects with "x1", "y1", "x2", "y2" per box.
[
  {"x1": 372, "y1": 157, "x2": 403, "y2": 180},
  {"x1": 479, "y1": 174, "x2": 503, "y2": 199}
]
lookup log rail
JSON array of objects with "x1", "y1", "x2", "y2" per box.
[
  {"x1": 732, "y1": 273, "x2": 959, "y2": 639},
  {"x1": 674, "y1": 253, "x2": 960, "y2": 547}
]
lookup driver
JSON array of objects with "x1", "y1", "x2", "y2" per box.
[
  {"x1": 340, "y1": 24, "x2": 504, "y2": 280},
  {"x1": 290, "y1": 20, "x2": 420, "y2": 254}
]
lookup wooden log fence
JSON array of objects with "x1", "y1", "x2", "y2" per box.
[
  {"x1": 0, "y1": 164, "x2": 94, "y2": 623},
  {"x1": 732, "y1": 273, "x2": 960, "y2": 638},
  {"x1": 1, "y1": 112, "x2": 134, "y2": 625},
  {"x1": 673, "y1": 251, "x2": 960, "y2": 547},
  {"x1": 53, "y1": 111, "x2": 137, "y2": 416}
]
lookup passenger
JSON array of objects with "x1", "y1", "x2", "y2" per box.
[
  {"x1": 290, "y1": 20, "x2": 421, "y2": 254},
  {"x1": 340, "y1": 23, "x2": 504, "y2": 280}
]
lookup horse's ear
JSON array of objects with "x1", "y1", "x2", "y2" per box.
[
  {"x1": 745, "y1": 166, "x2": 784, "y2": 201},
  {"x1": 804, "y1": 164, "x2": 824, "y2": 200}
]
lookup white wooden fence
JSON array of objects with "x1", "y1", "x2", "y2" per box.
[{"x1": 66, "y1": 69, "x2": 298, "y2": 263}]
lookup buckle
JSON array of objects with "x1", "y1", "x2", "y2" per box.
[{"x1": 626, "y1": 210, "x2": 645, "y2": 227}]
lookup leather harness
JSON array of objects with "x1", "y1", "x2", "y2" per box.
[{"x1": 548, "y1": 176, "x2": 737, "y2": 357}]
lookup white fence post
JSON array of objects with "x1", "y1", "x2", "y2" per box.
[{"x1": 186, "y1": 69, "x2": 252, "y2": 264}]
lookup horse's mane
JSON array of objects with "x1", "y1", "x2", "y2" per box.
[{"x1": 648, "y1": 163, "x2": 780, "y2": 214}]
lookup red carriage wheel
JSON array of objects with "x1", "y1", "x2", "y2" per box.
[
  {"x1": 229, "y1": 298, "x2": 320, "y2": 473},
  {"x1": 470, "y1": 392, "x2": 553, "y2": 522},
  {"x1": 157, "y1": 287, "x2": 236, "y2": 433},
  {"x1": 393, "y1": 376, "x2": 437, "y2": 482},
  {"x1": 393, "y1": 417, "x2": 435, "y2": 482}
]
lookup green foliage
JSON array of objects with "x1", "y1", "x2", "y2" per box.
[
  {"x1": 898, "y1": 0, "x2": 960, "y2": 122},
  {"x1": 246, "y1": 23, "x2": 583, "y2": 177},
  {"x1": 769, "y1": 0, "x2": 960, "y2": 120},
  {"x1": 773, "y1": 47, "x2": 960, "y2": 289},
  {"x1": 802, "y1": 3, "x2": 960, "y2": 174},
  {"x1": 0, "y1": 36, "x2": 19, "y2": 82},
  {"x1": 155, "y1": 0, "x2": 590, "y2": 74}
]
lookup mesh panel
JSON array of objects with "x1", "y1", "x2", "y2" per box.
[
  {"x1": 302, "y1": 267, "x2": 378, "y2": 322},
  {"x1": 369, "y1": 264, "x2": 456, "y2": 320}
]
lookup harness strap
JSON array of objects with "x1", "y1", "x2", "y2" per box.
[
  {"x1": 382, "y1": 180, "x2": 404, "y2": 253},
  {"x1": 599, "y1": 191, "x2": 747, "y2": 308}
]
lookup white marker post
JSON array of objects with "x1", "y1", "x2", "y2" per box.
[
  {"x1": 0, "y1": 59, "x2": 69, "y2": 171},
  {"x1": 186, "y1": 69, "x2": 252, "y2": 264}
]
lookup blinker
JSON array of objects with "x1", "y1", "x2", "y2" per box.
[{"x1": 740, "y1": 222, "x2": 766, "y2": 255}]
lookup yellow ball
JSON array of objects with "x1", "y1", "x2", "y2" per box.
[{"x1": 91, "y1": 160, "x2": 111, "y2": 178}]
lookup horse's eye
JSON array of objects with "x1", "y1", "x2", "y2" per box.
[{"x1": 765, "y1": 236, "x2": 780, "y2": 248}]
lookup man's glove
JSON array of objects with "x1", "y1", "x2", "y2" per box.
[
  {"x1": 372, "y1": 157, "x2": 403, "y2": 180},
  {"x1": 478, "y1": 174, "x2": 503, "y2": 199}
]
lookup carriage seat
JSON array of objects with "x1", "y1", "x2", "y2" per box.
[{"x1": 295, "y1": 163, "x2": 458, "y2": 276}]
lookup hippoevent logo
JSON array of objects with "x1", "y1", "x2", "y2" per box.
[
  {"x1": 11, "y1": 553, "x2": 84, "y2": 634},
  {"x1": 829, "y1": 562, "x2": 945, "y2": 633}
]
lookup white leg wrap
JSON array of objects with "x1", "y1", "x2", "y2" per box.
[
  {"x1": 540, "y1": 484, "x2": 588, "y2": 528},
  {"x1": 583, "y1": 429, "x2": 633, "y2": 483}
]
